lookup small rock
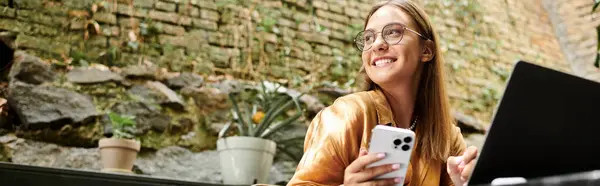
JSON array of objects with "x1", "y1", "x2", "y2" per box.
[
  {"x1": 453, "y1": 111, "x2": 487, "y2": 134},
  {"x1": 137, "y1": 113, "x2": 171, "y2": 133},
  {"x1": 0, "y1": 134, "x2": 17, "y2": 144},
  {"x1": 66, "y1": 67, "x2": 123, "y2": 84},
  {"x1": 128, "y1": 85, "x2": 164, "y2": 104},
  {"x1": 127, "y1": 82, "x2": 184, "y2": 110},
  {"x1": 110, "y1": 101, "x2": 159, "y2": 116},
  {"x1": 217, "y1": 79, "x2": 243, "y2": 94},
  {"x1": 8, "y1": 51, "x2": 55, "y2": 85},
  {"x1": 181, "y1": 87, "x2": 229, "y2": 112},
  {"x1": 8, "y1": 81, "x2": 99, "y2": 129},
  {"x1": 122, "y1": 64, "x2": 158, "y2": 79},
  {"x1": 146, "y1": 81, "x2": 184, "y2": 110},
  {"x1": 165, "y1": 72, "x2": 204, "y2": 89}
]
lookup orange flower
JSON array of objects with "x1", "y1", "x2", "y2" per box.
[{"x1": 252, "y1": 111, "x2": 265, "y2": 124}]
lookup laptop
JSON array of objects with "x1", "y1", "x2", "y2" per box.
[{"x1": 466, "y1": 61, "x2": 600, "y2": 185}]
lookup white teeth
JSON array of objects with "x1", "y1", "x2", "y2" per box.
[{"x1": 374, "y1": 59, "x2": 394, "y2": 66}]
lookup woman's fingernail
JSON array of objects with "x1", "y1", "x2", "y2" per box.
[
  {"x1": 377, "y1": 153, "x2": 386, "y2": 158},
  {"x1": 455, "y1": 156, "x2": 464, "y2": 164},
  {"x1": 392, "y1": 164, "x2": 400, "y2": 170},
  {"x1": 394, "y1": 177, "x2": 402, "y2": 183}
]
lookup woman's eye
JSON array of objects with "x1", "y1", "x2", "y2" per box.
[{"x1": 387, "y1": 29, "x2": 402, "y2": 36}]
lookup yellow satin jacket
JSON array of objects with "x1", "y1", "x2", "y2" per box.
[{"x1": 288, "y1": 87, "x2": 467, "y2": 186}]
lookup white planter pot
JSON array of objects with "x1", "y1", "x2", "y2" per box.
[{"x1": 217, "y1": 136, "x2": 277, "y2": 185}]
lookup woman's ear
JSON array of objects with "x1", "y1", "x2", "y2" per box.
[{"x1": 420, "y1": 40, "x2": 435, "y2": 63}]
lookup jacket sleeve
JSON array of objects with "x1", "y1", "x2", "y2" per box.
[
  {"x1": 287, "y1": 98, "x2": 363, "y2": 186},
  {"x1": 440, "y1": 126, "x2": 468, "y2": 186}
]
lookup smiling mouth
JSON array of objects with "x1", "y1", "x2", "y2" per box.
[{"x1": 372, "y1": 58, "x2": 397, "y2": 67}]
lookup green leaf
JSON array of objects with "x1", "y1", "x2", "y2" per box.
[
  {"x1": 253, "y1": 95, "x2": 290, "y2": 137},
  {"x1": 246, "y1": 103, "x2": 255, "y2": 136},
  {"x1": 260, "y1": 94, "x2": 304, "y2": 138},
  {"x1": 594, "y1": 53, "x2": 600, "y2": 68},
  {"x1": 276, "y1": 145, "x2": 303, "y2": 162},
  {"x1": 218, "y1": 122, "x2": 232, "y2": 138},
  {"x1": 108, "y1": 112, "x2": 137, "y2": 139},
  {"x1": 274, "y1": 136, "x2": 306, "y2": 145},
  {"x1": 228, "y1": 93, "x2": 247, "y2": 136},
  {"x1": 260, "y1": 113, "x2": 301, "y2": 139},
  {"x1": 596, "y1": 25, "x2": 600, "y2": 68},
  {"x1": 593, "y1": 1, "x2": 600, "y2": 13}
]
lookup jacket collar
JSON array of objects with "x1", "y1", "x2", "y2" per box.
[{"x1": 367, "y1": 86, "x2": 395, "y2": 127}]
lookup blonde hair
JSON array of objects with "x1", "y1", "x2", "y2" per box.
[{"x1": 360, "y1": 0, "x2": 453, "y2": 162}]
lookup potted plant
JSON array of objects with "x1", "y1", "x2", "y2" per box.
[
  {"x1": 98, "y1": 112, "x2": 141, "y2": 174},
  {"x1": 217, "y1": 81, "x2": 304, "y2": 185}
]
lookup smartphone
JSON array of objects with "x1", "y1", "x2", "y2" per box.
[{"x1": 366, "y1": 125, "x2": 415, "y2": 184}]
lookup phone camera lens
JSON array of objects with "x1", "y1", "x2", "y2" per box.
[
  {"x1": 393, "y1": 139, "x2": 402, "y2": 145},
  {"x1": 401, "y1": 145, "x2": 410, "y2": 151},
  {"x1": 403, "y1": 136, "x2": 412, "y2": 143}
]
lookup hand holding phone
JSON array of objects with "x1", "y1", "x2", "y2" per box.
[{"x1": 366, "y1": 125, "x2": 416, "y2": 185}]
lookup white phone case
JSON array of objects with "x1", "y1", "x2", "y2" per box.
[{"x1": 367, "y1": 125, "x2": 415, "y2": 185}]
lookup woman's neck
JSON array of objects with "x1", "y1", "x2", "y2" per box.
[{"x1": 379, "y1": 81, "x2": 419, "y2": 129}]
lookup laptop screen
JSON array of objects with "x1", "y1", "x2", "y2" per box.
[{"x1": 468, "y1": 61, "x2": 600, "y2": 185}]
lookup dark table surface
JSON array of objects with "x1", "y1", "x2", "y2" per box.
[
  {"x1": 2, "y1": 161, "x2": 599, "y2": 186},
  {"x1": 471, "y1": 170, "x2": 600, "y2": 186},
  {"x1": 0, "y1": 162, "x2": 242, "y2": 186}
]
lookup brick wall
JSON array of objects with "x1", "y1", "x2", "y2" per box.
[
  {"x1": 543, "y1": 0, "x2": 600, "y2": 82},
  {"x1": 0, "y1": 0, "x2": 575, "y2": 124}
]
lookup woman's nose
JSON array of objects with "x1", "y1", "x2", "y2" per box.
[{"x1": 371, "y1": 34, "x2": 388, "y2": 52}]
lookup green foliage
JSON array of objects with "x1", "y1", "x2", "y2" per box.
[
  {"x1": 594, "y1": 0, "x2": 600, "y2": 68},
  {"x1": 219, "y1": 81, "x2": 305, "y2": 140},
  {"x1": 346, "y1": 24, "x2": 363, "y2": 40},
  {"x1": 258, "y1": 16, "x2": 277, "y2": 33},
  {"x1": 108, "y1": 112, "x2": 137, "y2": 139}
]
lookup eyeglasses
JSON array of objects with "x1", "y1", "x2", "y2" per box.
[{"x1": 354, "y1": 22, "x2": 430, "y2": 52}]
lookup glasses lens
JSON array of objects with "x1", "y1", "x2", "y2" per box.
[
  {"x1": 383, "y1": 24, "x2": 405, "y2": 45},
  {"x1": 355, "y1": 31, "x2": 375, "y2": 51},
  {"x1": 354, "y1": 31, "x2": 366, "y2": 51}
]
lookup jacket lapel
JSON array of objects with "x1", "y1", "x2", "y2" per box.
[{"x1": 367, "y1": 87, "x2": 394, "y2": 126}]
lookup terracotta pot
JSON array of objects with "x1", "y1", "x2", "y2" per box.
[{"x1": 98, "y1": 138, "x2": 141, "y2": 173}]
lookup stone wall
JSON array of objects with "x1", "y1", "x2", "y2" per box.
[
  {"x1": 0, "y1": 0, "x2": 574, "y2": 125},
  {"x1": 423, "y1": 0, "x2": 571, "y2": 123},
  {"x1": 543, "y1": 0, "x2": 600, "y2": 82}
]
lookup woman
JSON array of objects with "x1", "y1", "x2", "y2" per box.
[{"x1": 288, "y1": 0, "x2": 478, "y2": 185}]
